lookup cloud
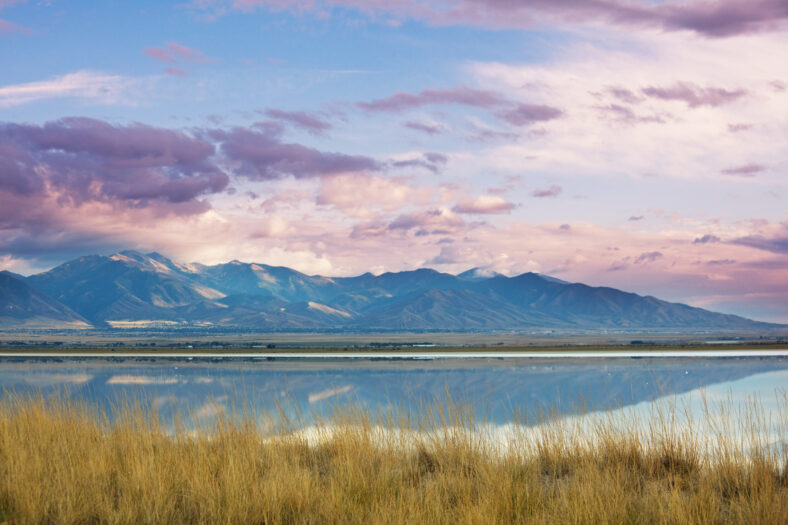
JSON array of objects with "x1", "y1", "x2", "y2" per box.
[
  {"x1": 165, "y1": 66, "x2": 188, "y2": 77},
  {"x1": 641, "y1": 82, "x2": 747, "y2": 108},
  {"x1": 468, "y1": 27, "x2": 788, "y2": 185},
  {"x1": 628, "y1": 215, "x2": 645, "y2": 221},
  {"x1": 0, "y1": 71, "x2": 138, "y2": 107},
  {"x1": 634, "y1": 251, "x2": 663, "y2": 264},
  {"x1": 390, "y1": 152, "x2": 448, "y2": 173},
  {"x1": 0, "y1": 117, "x2": 228, "y2": 211},
  {"x1": 693, "y1": 234, "x2": 721, "y2": 244},
  {"x1": 0, "y1": 18, "x2": 30, "y2": 35},
  {"x1": 495, "y1": 103, "x2": 563, "y2": 126},
  {"x1": 387, "y1": 208, "x2": 465, "y2": 236},
  {"x1": 263, "y1": 108, "x2": 332, "y2": 135},
  {"x1": 214, "y1": 124, "x2": 380, "y2": 180},
  {"x1": 453, "y1": 195, "x2": 516, "y2": 214},
  {"x1": 607, "y1": 261, "x2": 628, "y2": 272},
  {"x1": 358, "y1": 86, "x2": 507, "y2": 112},
  {"x1": 403, "y1": 120, "x2": 445, "y2": 135},
  {"x1": 166, "y1": 42, "x2": 212, "y2": 63},
  {"x1": 144, "y1": 42, "x2": 213, "y2": 64},
  {"x1": 359, "y1": 86, "x2": 562, "y2": 130},
  {"x1": 595, "y1": 104, "x2": 667, "y2": 125},
  {"x1": 317, "y1": 173, "x2": 429, "y2": 217},
  {"x1": 196, "y1": 0, "x2": 788, "y2": 38},
  {"x1": 143, "y1": 47, "x2": 175, "y2": 63},
  {"x1": 721, "y1": 163, "x2": 767, "y2": 176},
  {"x1": 607, "y1": 87, "x2": 643, "y2": 104},
  {"x1": 727, "y1": 123, "x2": 753, "y2": 132},
  {"x1": 531, "y1": 185, "x2": 562, "y2": 198},
  {"x1": 732, "y1": 235, "x2": 788, "y2": 254}
]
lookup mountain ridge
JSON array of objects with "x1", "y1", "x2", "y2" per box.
[{"x1": 2, "y1": 250, "x2": 782, "y2": 332}]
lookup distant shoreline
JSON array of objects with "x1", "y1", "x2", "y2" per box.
[{"x1": 1, "y1": 347, "x2": 787, "y2": 359}]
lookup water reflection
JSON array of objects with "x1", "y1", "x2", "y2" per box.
[{"x1": 1, "y1": 356, "x2": 786, "y2": 427}]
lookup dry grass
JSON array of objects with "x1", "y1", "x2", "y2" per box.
[{"x1": 0, "y1": 394, "x2": 786, "y2": 524}]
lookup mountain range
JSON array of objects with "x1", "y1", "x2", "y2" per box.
[{"x1": 0, "y1": 250, "x2": 781, "y2": 332}]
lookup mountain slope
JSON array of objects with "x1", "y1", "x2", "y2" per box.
[
  {"x1": 26, "y1": 252, "x2": 226, "y2": 324},
  {"x1": 12, "y1": 251, "x2": 783, "y2": 332},
  {"x1": 0, "y1": 271, "x2": 91, "y2": 329}
]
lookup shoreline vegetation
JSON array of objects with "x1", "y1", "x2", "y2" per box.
[
  {"x1": 1, "y1": 394, "x2": 786, "y2": 523},
  {"x1": 0, "y1": 342, "x2": 787, "y2": 356}
]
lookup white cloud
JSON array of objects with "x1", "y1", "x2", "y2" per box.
[{"x1": 0, "y1": 70, "x2": 143, "y2": 107}]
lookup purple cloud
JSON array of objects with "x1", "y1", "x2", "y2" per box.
[
  {"x1": 496, "y1": 103, "x2": 563, "y2": 126},
  {"x1": 707, "y1": 259, "x2": 736, "y2": 265},
  {"x1": 721, "y1": 164, "x2": 766, "y2": 177},
  {"x1": 634, "y1": 251, "x2": 663, "y2": 264},
  {"x1": 628, "y1": 215, "x2": 645, "y2": 221},
  {"x1": 531, "y1": 185, "x2": 562, "y2": 198},
  {"x1": 403, "y1": 120, "x2": 444, "y2": 135},
  {"x1": 732, "y1": 236, "x2": 788, "y2": 254},
  {"x1": 387, "y1": 209, "x2": 465, "y2": 236},
  {"x1": 693, "y1": 234, "x2": 721, "y2": 244},
  {"x1": 202, "y1": 0, "x2": 788, "y2": 38},
  {"x1": 263, "y1": 108, "x2": 332, "y2": 135},
  {"x1": 607, "y1": 87, "x2": 642, "y2": 104},
  {"x1": 607, "y1": 261, "x2": 628, "y2": 272},
  {"x1": 391, "y1": 152, "x2": 448, "y2": 173},
  {"x1": 358, "y1": 86, "x2": 507, "y2": 112},
  {"x1": 642, "y1": 82, "x2": 746, "y2": 108},
  {"x1": 727, "y1": 123, "x2": 753, "y2": 133},
  {"x1": 0, "y1": 118, "x2": 228, "y2": 206},
  {"x1": 596, "y1": 104, "x2": 667, "y2": 125},
  {"x1": 215, "y1": 124, "x2": 380, "y2": 180}
]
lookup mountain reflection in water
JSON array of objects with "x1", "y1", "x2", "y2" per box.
[{"x1": 0, "y1": 356, "x2": 786, "y2": 426}]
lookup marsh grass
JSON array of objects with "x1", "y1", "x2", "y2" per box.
[{"x1": 0, "y1": 392, "x2": 786, "y2": 524}]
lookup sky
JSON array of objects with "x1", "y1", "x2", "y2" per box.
[{"x1": 0, "y1": 0, "x2": 787, "y2": 322}]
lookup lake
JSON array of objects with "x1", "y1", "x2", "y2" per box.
[{"x1": 1, "y1": 352, "x2": 787, "y2": 435}]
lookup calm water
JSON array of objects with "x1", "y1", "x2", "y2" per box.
[{"x1": 1, "y1": 354, "x2": 787, "y2": 429}]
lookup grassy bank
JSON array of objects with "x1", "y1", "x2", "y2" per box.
[{"x1": 0, "y1": 396, "x2": 786, "y2": 524}]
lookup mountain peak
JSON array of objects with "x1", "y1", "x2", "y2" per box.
[
  {"x1": 458, "y1": 267, "x2": 502, "y2": 280},
  {"x1": 16, "y1": 250, "x2": 783, "y2": 332}
]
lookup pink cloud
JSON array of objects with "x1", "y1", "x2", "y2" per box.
[
  {"x1": 0, "y1": 17, "x2": 30, "y2": 34},
  {"x1": 642, "y1": 82, "x2": 747, "y2": 108},
  {"x1": 453, "y1": 195, "x2": 516, "y2": 214},
  {"x1": 317, "y1": 173, "x2": 431, "y2": 217},
  {"x1": 144, "y1": 42, "x2": 213, "y2": 64},
  {"x1": 165, "y1": 66, "x2": 188, "y2": 77},
  {"x1": 143, "y1": 47, "x2": 175, "y2": 63},
  {"x1": 166, "y1": 42, "x2": 212, "y2": 63}
]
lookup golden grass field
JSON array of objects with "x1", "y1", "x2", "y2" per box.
[{"x1": 0, "y1": 394, "x2": 786, "y2": 524}]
